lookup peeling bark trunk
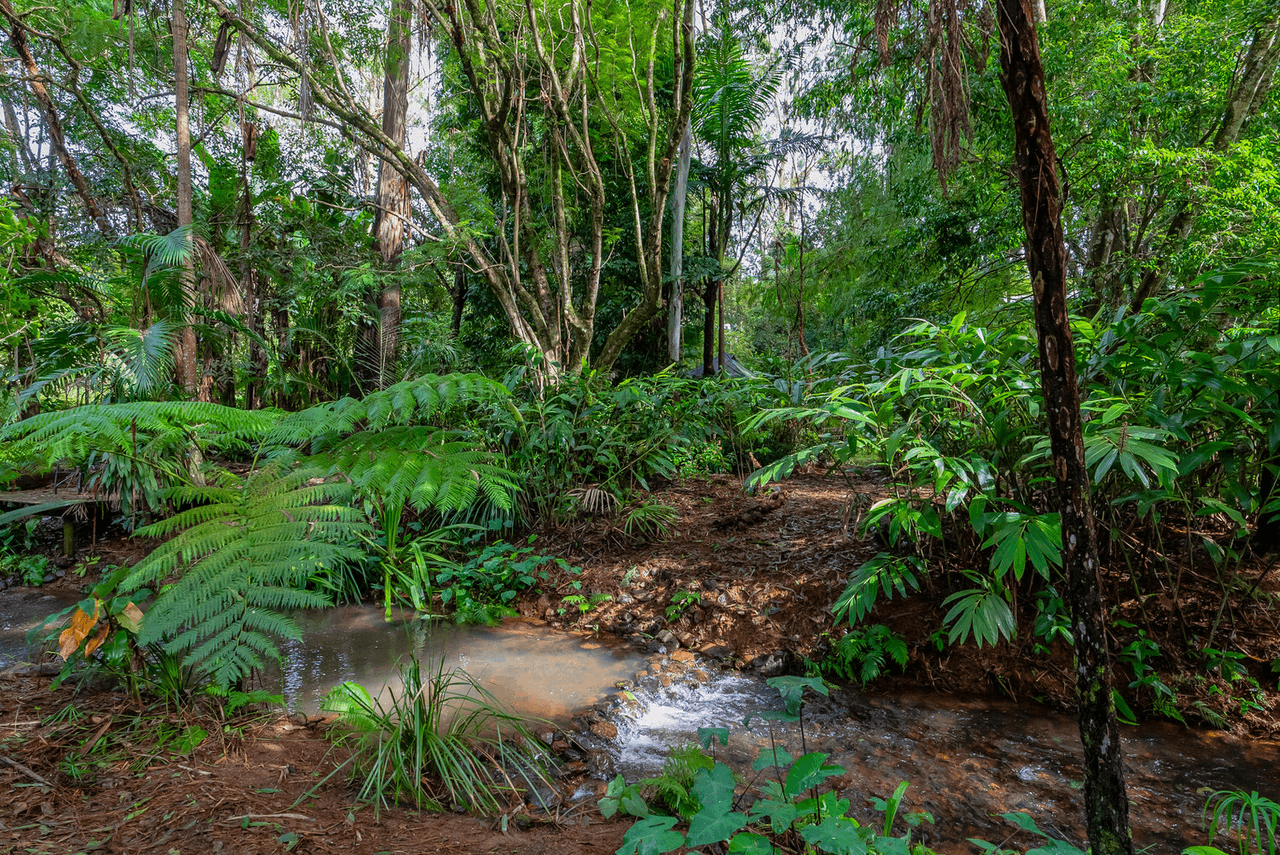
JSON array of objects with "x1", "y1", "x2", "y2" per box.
[
  {"x1": 997, "y1": 1, "x2": 1135, "y2": 853},
  {"x1": 668, "y1": 119, "x2": 691, "y2": 361},
  {"x1": 363, "y1": 0, "x2": 412, "y2": 386},
  {"x1": 172, "y1": 0, "x2": 199, "y2": 397},
  {"x1": 239, "y1": 120, "x2": 265, "y2": 410}
]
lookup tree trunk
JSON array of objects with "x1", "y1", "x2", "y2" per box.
[
  {"x1": 451, "y1": 262, "x2": 466, "y2": 339},
  {"x1": 717, "y1": 278, "x2": 726, "y2": 375},
  {"x1": 172, "y1": 0, "x2": 199, "y2": 397},
  {"x1": 2, "y1": 0, "x2": 112, "y2": 238},
  {"x1": 355, "y1": 0, "x2": 412, "y2": 392},
  {"x1": 996, "y1": 1, "x2": 1135, "y2": 853},
  {"x1": 372, "y1": 0, "x2": 411, "y2": 356},
  {"x1": 240, "y1": 119, "x2": 265, "y2": 409},
  {"x1": 668, "y1": 119, "x2": 692, "y2": 362},
  {"x1": 701, "y1": 277, "x2": 717, "y2": 377}
]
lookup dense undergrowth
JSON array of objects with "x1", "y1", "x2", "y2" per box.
[{"x1": 2, "y1": 280, "x2": 1279, "y2": 846}]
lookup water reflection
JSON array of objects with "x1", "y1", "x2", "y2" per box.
[{"x1": 273, "y1": 607, "x2": 643, "y2": 722}]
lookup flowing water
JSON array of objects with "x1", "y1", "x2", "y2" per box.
[
  {"x1": 3, "y1": 592, "x2": 1276, "y2": 851},
  {"x1": 592, "y1": 665, "x2": 1280, "y2": 852}
]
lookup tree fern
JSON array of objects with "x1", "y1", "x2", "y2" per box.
[
  {"x1": 123, "y1": 465, "x2": 368, "y2": 692},
  {"x1": 0, "y1": 401, "x2": 278, "y2": 473},
  {"x1": 268, "y1": 374, "x2": 511, "y2": 451}
]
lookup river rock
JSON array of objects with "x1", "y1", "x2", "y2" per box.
[
  {"x1": 669, "y1": 649, "x2": 695, "y2": 664},
  {"x1": 698, "y1": 643, "x2": 733, "y2": 660},
  {"x1": 590, "y1": 721, "x2": 619, "y2": 740},
  {"x1": 754, "y1": 651, "x2": 787, "y2": 677}
]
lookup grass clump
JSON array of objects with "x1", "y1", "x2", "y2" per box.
[{"x1": 321, "y1": 653, "x2": 551, "y2": 815}]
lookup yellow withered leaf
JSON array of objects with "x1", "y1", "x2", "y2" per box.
[
  {"x1": 84, "y1": 623, "x2": 111, "y2": 657},
  {"x1": 118, "y1": 602, "x2": 144, "y2": 634},
  {"x1": 58, "y1": 601, "x2": 101, "y2": 660}
]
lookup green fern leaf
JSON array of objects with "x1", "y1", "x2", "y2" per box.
[{"x1": 124, "y1": 464, "x2": 368, "y2": 692}]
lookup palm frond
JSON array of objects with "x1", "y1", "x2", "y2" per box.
[{"x1": 102, "y1": 322, "x2": 177, "y2": 394}]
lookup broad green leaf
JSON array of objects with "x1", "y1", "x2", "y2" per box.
[
  {"x1": 616, "y1": 815, "x2": 684, "y2": 855},
  {"x1": 784, "y1": 752, "x2": 843, "y2": 798},
  {"x1": 799, "y1": 815, "x2": 869, "y2": 854},
  {"x1": 728, "y1": 832, "x2": 779, "y2": 854}
]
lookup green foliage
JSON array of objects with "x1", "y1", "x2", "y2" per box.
[
  {"x1": 0, "y1": 401, "x2": 278, "y2": 527},
  {"x1": 832, "y1": 554, "x2": 924, "y2": 626},
  {"x1": 1031, "y1": 587, "x2": 1072, "y2": 652},
  {"x1": 321, "y1": 654, "x2": 551, "y2": 815},
  {"x1": 272, "y1": 375, "x2": 519, "y2": 616},
  {"x1": 1200, "y1": 789, "x2": 1280, "y2": 855},
  {"x1": 746, "y1": 277, "x2": 1280, "y2": 696},
  {"x1": 665, "y1": 590, "x2": 700, "y2": 623},
  {"x1": 434, "y1": 538, "x2": 580, "y2": 625},
  {"x1": 608, "y1": 683, "x2": 939, "y2": 855},
  {"x1": 820, "y1": 625, "x2": 909, "y2": 686},
  {"x1": 496, "y1": 369, "x2": 779, "y2": 523},
  {"x1": 942, "y1": 574, "x2": 1015, "y2": 649},
  {"x1": 123, "y1": 464, "x2": 367, "y2": 693},
  {"x1": 969, "y1": 812, "x2": 1088, "y2": 854},
  {"x1": 624, "y1": 502, "x2": 679, "y2": 541}
]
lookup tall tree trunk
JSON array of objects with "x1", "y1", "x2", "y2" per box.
[
  {"x1": 996, "y1": 1, "x2": 1135, "y2": 853},
  {"x1": 172, "y1": 0, "x2": 199, "y2": 397},
  {"x1": 701, "y1": 277, "x2": 717, "y2": 377},
  {"x1": 240, "y1": 119, "x2": 266, "y2": 409},
  {"x1": 717, "y1": 279, "x2": 726, "y2": 375},
  {"x1": 451, "y1": 262, "x2": 466, "y2": 340},
  {"x1": 357, "y1": 0, "x2": 412, "y2": 391},
  {"x1": 2, "y1": 1, "x2": 112, "y2": 238},
  {"x1": 667, "y1": 119, "x2": 691, "y2": 362}
]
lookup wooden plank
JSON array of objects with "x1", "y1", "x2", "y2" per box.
[{"x1": 0, "y1": 489, "x2": 95, "y2": 506}]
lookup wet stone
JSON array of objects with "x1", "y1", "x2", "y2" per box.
[
  {"x1": 669, "y1": 649, "x2": 696, "y2": 664},
  {"x1": 590, "y1": 721, "x2": 619, "y2": 740}
]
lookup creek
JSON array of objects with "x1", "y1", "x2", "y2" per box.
[{"x1": 3, "y1": 592, "x2": 1276, "y2": 851}]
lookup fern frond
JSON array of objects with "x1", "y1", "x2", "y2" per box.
[
  {"x1": 125, "y1": 465, "x2": 367, "y2": 692},
  {"x1": 326, "y1": 426, "x2": 517, "y2": 517},
  {"x1": 268, "y1": 374, "x2": 510, "y2": 450},
  {"x1": 0, "y1": 401, "x2": 278, "y2": 472}
]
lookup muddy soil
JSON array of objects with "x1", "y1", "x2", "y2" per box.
[
  {"x1": 2, "y1": 471, "x2": 1279, "y2": 854},
  {"x1": 531, "y1": 473, "x2": 1280, "y2": 735}
]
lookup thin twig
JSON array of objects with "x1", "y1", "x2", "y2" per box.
[{"x1": 1, "y1": 754, "x2": 53, "y2": 786}]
